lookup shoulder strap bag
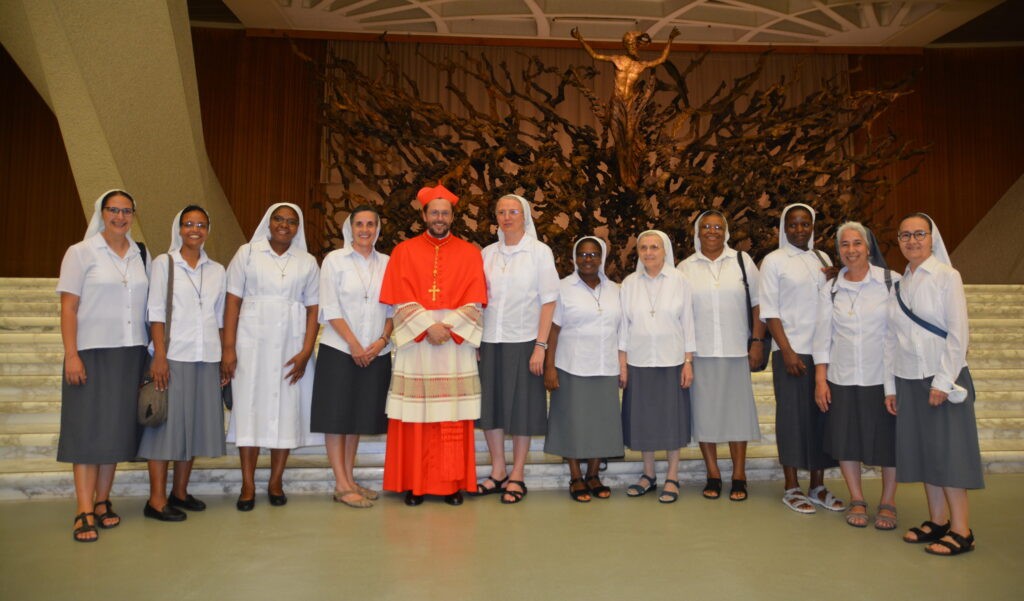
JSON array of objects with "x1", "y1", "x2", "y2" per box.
[
  {"x1": 138, "y1": 255, "x2": 173, "y2": 426},
  {"x1": 894, "y1": 280, "x2": 948, "y2": 339},
  {"x1": 738, "y1": 251, "x2": 771, "y2": 372}
]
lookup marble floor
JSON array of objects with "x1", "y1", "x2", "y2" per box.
[{"x1": 1, "y1": 475, "x2": 1021, "y2": 601}]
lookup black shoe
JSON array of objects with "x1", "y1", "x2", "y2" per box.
[
  {"x1": 168, "y1": 494, "x2": 206, "y2": 512},
  {"x1": 268, "y1": 492, "x2": 288, "y2": 506},
  {"x1": 444, "y1": 491, "x2": 464, "y2": 506},
  {"x1": 236, "y1": 495, "x2": 255, "y2": 512},
  {"x1": 144, "y1": 502, "x2": 187, "y2": 522},
  {"x1": 404, "y1": 492, "x2": 424, "y2": 506}
]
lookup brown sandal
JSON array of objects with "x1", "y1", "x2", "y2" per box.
[{"x1": 94, "y1": 500, "x2": 120, "y2": 529}]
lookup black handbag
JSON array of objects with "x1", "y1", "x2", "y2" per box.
[
  {"x1": 138, "y1": 255, "x2": 173, "y2": 427},
  {"x1": 737, "y1": 251, "x2": 771, "y2": 372}
]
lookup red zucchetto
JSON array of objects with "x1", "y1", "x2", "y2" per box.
[{"x1": 416, "y1": 184, "x2": 459, "y2": 207}]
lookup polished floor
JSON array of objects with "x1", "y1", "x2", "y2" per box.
[{"x1": 2, "y1": 475, "x2": 1021, "y2": 601}]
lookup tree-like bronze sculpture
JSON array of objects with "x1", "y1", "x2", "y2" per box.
[{"x1": 306, "y1": 39, "x2": 925, "y2": 279}]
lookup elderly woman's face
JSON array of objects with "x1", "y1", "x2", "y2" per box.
[
  {"x1": 496, "y1": 197, "x2": 525, "y2": 237},
  {"x1": 838, "y1": 228, "x2": 868, "y2": 270},
  {"x1": 784, "y1": 207, "x2": 814, "y2": 250},
  {"x1": 179, "y1": 210, "x2": 209, "y2": 251},
  {"x1": 898, "y1": 216, "x2": 932, "y2": 265},
  {"x1": 269, "y1": 206, "x2": 300, "y2": 246},
  {"x1": 101, "y1": 193, "x2": 134, "y2": 237},
  {"x1": 350, "y1": 210, "x2": 378, "y2": 251},
  {"x1": 638, "y1": 234, "x2": 666, "y2": 273},
  {"x1": 698, "y1": 214, "x2": 726, "y2": 255},
  {"x1": 575, "y1": 240, "x2": 602, "y2": 278}
]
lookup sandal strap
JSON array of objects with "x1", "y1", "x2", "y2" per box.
[
  {"x1": 877, "y1": 503, "x2": 897, "y2": 514},
  {"x1": 849, "y1": 500, "x2": 868, "y2": 509},
  {"x1": 639, "y1": 474, "x2": 656, "y2": 486}
]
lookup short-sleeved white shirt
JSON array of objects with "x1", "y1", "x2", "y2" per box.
[
  {"x1": 481, "y1": 236, "x2": 560, "y2": 343},
  {"x1": 552, "y1": 274, "x2": 622, "y2": 377},
  {"x1": 812, "y1": 265, "x2": 898, "y2": 388},
  {"x1": 225, "y1": 239, "x2": 319, "y2": 307},
  {"x1": 56, "y1": 234, "x2": 150, "y2": 350},
  {"x1": 758, "y1": 246, "x2": 831, "y2": 355},
  {"x1": 147, "y1": 250, "x2": 227, "y2": 363},
  {"x1": 619, "y1": 267, "x2": 696, "y2": 367},
  {"x1": 678, "y1": 247, "x2": 759, "y2": 358},
  {"x1": 318, "y1": 248, "x2": 393, "y2": 356}
]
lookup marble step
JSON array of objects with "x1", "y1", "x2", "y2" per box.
[
  {"x1": 0, "y1": 278, "x2": 58, "y2": 289},
  {"x1": 0, "y1": 302, "x2": 60, "y2": 316},
  {"x1": 0, "y1": 316, "x2": 60, "y2": 332}
]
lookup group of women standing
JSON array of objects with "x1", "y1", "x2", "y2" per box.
[{"x1": 57, "y1": 190, "x2": 984, "y2": 556}]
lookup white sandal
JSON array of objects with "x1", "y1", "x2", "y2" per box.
[
  {"x1": 807, "y1": 485, "x2": 846, "y2": 512},
  {"x1": 782, "y1": 487, "x2": 816, "y2": 514}
]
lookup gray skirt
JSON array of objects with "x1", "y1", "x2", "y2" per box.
[
  {"x1": 690, "y1": 356, "x2": 761, "y2": 443},
  {"x1": 138, "y1": 361, "x2": 226, "y2": 461},
  {"x1": 310, "y1": 343, "x2": 391, "y2": 435},
  {"x1": 772, "y1": 353, "x2": 836, "y2": 470},
  {"x1": 621, "y1": 365, "x2": 691, "y2": 451},
  {"x1": 57, "y1": 346, "x2": 146, "y2": 464},
  {"x1": 477, "y1": 341, "x2": 547, "y2": 436},
  {"x1": 544, "y1": 370, "x2": 624, "y2": 459},
  {"x1": 895, "y1": 368, "x2": 984, "y2": 489},
  {"x1": 823, "y1": 382, "x2": 895, "y2": 467}
]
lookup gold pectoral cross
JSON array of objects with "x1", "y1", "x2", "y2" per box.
[{"x1": 428, "y1": 283, "x2": 440, "y2": 301}]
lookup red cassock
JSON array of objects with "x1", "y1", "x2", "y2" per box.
[{"x1": 379, "y1": 233, "x2": 487, "y2": 496}]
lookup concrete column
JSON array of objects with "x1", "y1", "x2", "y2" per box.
[{"x1": 0, "y1": 0, "x2": 244, "y2": 262}]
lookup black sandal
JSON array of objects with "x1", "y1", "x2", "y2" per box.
[
  {"x1": 73, "y1": 512, "x2": 98, "y2": 543},
  {"x1": 659, "y1": 479, "x2": 680, "y2": 504},
  {"x1": 924, "y1": 530, "x2": 975, "y2": 556},
  {"x1": 585, "y1": 474, "x2": 611, "y2": 499},
  {"x1": 702, "y1": 477, "x2": 722, "y2": 500},
  {"x1": 626, "y1": 474, "x2": 657, "y2": 497},
  {"x1": 94, "y1": 500, "x2": 120, "y2": 529},
  {"x1": 501, "y1": 480, "x2": 528, "y2": 504},
  {"x1": 568, "y1": 478, "x2": 591, "y2": 503},
  {"x1": 904, "y1": 520, "x2": 950, "y2": 544},
  {"x1": 729, "y1": 479, "x2": 748, "y2": 502},
  {"x1": 469, "y1": 475, "x2": 508, "y2": 497}
]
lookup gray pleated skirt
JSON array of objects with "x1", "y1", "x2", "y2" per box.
[
  {"x1": 138, "y1": 360, "x2": 225, "y2": 461},
  {"x1": 772, "y1": 353, "x2": 836, "y2": 470},
  {"x1": 544, "y1": 370, "x2": 624, "y2": 459},
  {"x1": 823, "y1": 382, "x2": 895, "y2": 467},
  {"x1": 690, "y1": 356, "x2": 761, "y2": 443},
  {"x1": 477, "y1": 341, "x2": 547, "y2": 436},
  {"x1": 621, "y1": 365, "x2": 691, "y2": 451},
  {"x1": 310, "y1": 343, "x2": 391, "y2": 435},
  {"x1": 895, "y1": 368, "x2": 984, "y2": 489},
  {"x1": 57, "y1": 346, "x2": 146, "y2": 464}
]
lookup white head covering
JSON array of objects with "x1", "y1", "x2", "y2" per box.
[
  {"x1": 634, "y1": 230, "x2": 674, "y2": 275},
  {"x1": 906, "y1": 212, "x2": 951, "y2": 266},
  {"x1": 84, "y1": 189, "x2": 136, "y2": 240},
  {"x1": 168, "y1": 207, "x2": 211, "y2": 253},
  {"x1": 778, "y1": 203, "x2": 816, "y2": 251},
  {"x1": 572, "y1": 236, "x2": 609, "y2": 282},
  {"x1": 341, "y1": 207, "x2": 381, "y2": 256},
  {"x1": 496, "y1": 194, "x2": 538, "y2": 244},
  {"x1": 251, "y1": 202, "x2": 308, "y2": 253},
  {"x1": 693, "y1": 210, "x2": 731, "y2": 256}
]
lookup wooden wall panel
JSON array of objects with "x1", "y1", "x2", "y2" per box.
[{"x1": 0, "y1": 45, "x2": 84, "y2": 277}]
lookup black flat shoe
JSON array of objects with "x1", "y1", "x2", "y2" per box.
[
  {"x1": 168, "y1": 494, "x2": 206, "y2": 512},
  {"x1": 144, "y1": 502, "x2": 187, "y2": 522},
  {"x1": 444, "y1": 491, "x2": 464, "y2": 506},
  {"x1": 268, "y1": 492, "x2": 288, "y2": 507},
  {"x1": 404, "y1": 492, "x2": 425, "y2": 506},
  {"x1": 236, "y1": 496, "x2": 255, "y2": 512}
]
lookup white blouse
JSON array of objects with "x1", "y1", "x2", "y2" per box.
[
  {"x1": 884, "y1": 255, "x2": 970, "y2": 396},
  {"x1": 318, "y1": 249, "x2": 393, "y2": 356},
  {"x1": 56, "y1": 234, "x2": 150, "y2": 350},
  {"x1": 619, "y1": 267, "x2": 696, "y2": 367},
  {"x1": 481, "y1": 236, "x2": 560, "y2": 343},
  {"x1": 147, "y1": 250, "x2": 226, "y2": 363},
  {"x1": 552, "y1": 274, "x2": 622, "y2": 377},
  {"x1": 758, "y1": 246, "x2": 832, "y2": 355},
  {"x1": 678, "y1": 247, "x2": 760, "y2": 358},
  {"x1": 812, "y1": 265, "x2": 898, "y2": 388},
  {"x1": 225, "y1": 239, "x2": 319, "y2": 307}
]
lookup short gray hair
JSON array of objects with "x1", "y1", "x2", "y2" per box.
[{"x1": 836, "y1": 221, "x2": 868, "y2": 247}]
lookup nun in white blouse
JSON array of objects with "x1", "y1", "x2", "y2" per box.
[
  {"x1": 619, "y1": 230, "x2": 695, "y2": 504},
  {"x1": 883, "y1": 213, "x2": 982, "y2": 556},
  {"x1": 678, "y1": 210, "x2": 764, "y2": 502},
  {"x1": 222, "y1": 203, "x2": 322, "y2": 510}
]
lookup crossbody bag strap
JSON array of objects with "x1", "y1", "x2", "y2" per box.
[
  {"x1": 165, "y1": 254, "x2": 174, "y2": 349},
  {"x1": 894, "y1": 280, "x2": 947, "y2": 339},
  {"x1": 737, "y1": 251, "x2": 754, "y2": 336},
  {"x1": 812, "y1": 248, "x2": 830, "y2": 268}
]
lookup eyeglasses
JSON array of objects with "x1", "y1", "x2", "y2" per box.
[
  {"x1": 271, "y1": 215, "x2": 300, "y2": 227},
  {"x1": 897, "y1": 230, "x2": 930, "y2": 243},
  {"x1": 182, "y1": 221, "x2": 209, "y2": 230},
  {"x1": 699, "y1": 224, "x2": 724, "y2": 232},
  {"x1": 496, "y1": 209, "x2": 522, "y2": 217},
  {"x1": 104, "y1": 207, "x2": 135, "y2": 216},
  {"x1": 576, "y1": 252, "x2": 600, "y2": 259}
]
